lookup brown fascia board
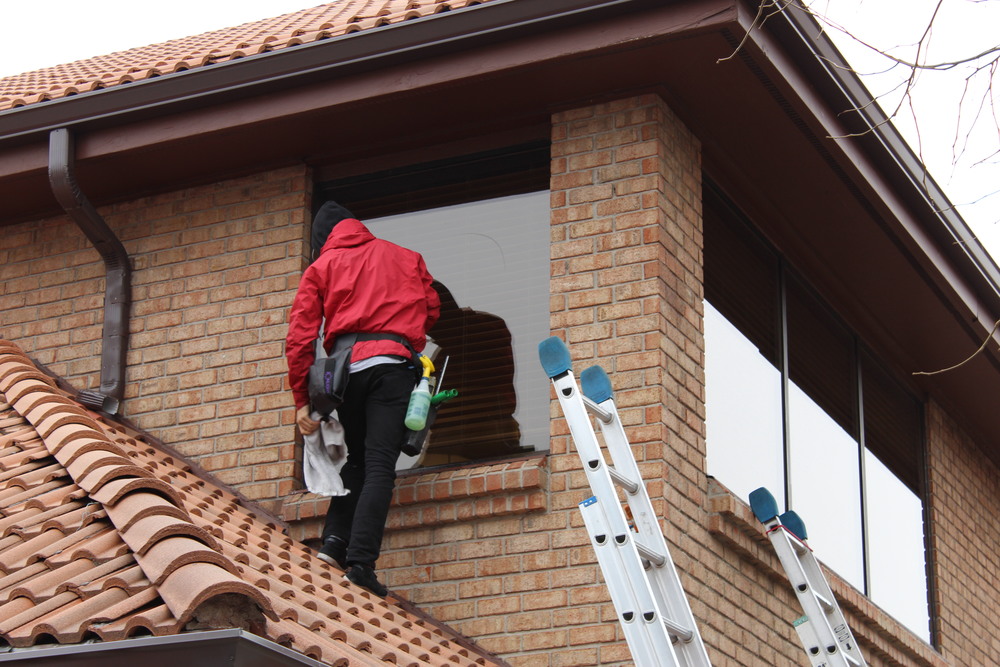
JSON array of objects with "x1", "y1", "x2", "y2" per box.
[
  {"x1": 747, "y1": 3, "x2": 1000, "y2": 350},
  {"x1": 0, "y1": 0, "x2": 669, "y2": 146}
]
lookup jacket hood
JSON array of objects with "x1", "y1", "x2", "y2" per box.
[
  {"x1": 311, "y1": 201, "x2": 355, "y2": 257},
  {"x1": 320, "y1": 218, "x2": 375, "y2": 253}
]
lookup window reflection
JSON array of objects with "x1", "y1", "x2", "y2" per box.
[
  {"x1": 788, "y1": 383, "x2": 864, "y2": 590},
  {"x1": 424, "y1": 280, "x2": 521, "y2": 463},
  {"x1": 865, "y1": 449, "x2": 930, "y2": 641},
  {"x1": 366, "y1": 191, "x2": 550, "y2": 469},
  {"x1": 704, "y1": 302, "x2": 784, "y2": 507}
]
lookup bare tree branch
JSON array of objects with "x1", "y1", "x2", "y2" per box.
[
  {"x1": 914, "y1": 317, "x2": 1000, "y2": 376},
  {"x1": 741, "y1": 1, "x2": 1000, "y2": 226}
]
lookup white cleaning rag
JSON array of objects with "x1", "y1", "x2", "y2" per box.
[{"x1": 302, "y1": 411, "x2": 350, "y2": 497}]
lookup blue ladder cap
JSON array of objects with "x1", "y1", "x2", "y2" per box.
[
  {"x1": 580, "y1": 365, "x2": 613, "y2": 403},
  {"x1": 538, "y1": 337, "x2": 572, "y2": 378},
  {"x1": 749, "y1": 487, "x2": 779, "y2": 524},
  {"x1": 580, "y1": 496, "x2": 598, "y2": 508},
  {"x1": 780, "y1": 511, "x2": 808, "y2": 541}
]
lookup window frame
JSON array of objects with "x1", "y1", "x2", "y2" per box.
[{"x1": 314, "y1": 143, "x2": 552, "y2": 470}]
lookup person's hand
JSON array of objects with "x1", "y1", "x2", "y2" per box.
[{"x1": 296, "y1": 405, "x2": 320, "y2": 435}]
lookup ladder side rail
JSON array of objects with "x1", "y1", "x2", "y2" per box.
[
  {"x1": 785, "y1": 531, "x2": 866, "y2": 664},
  {"x1": 577, "y1": 366, "x2": 680, "y2": 571},
  {"x1": 763, "y1": 524, "x2": 860, "y2": 667},
  {"x1": 550, "y1": 372, "x2": 635, "y2": 539},
  {"x1": 552, "y1": 371, "x2": 689, "y2": 666},
  {"x1": 587, "y1": 395, "x2": 712, "y2": 667},
  {"x1": 580, "y1": 497, "x2": 679, "y2": 667},
  {"x1": 794, "y1": 614, "x2": 863, "y2": 667},
  {"x1": 539, "y1": 342, "x2": 713, "y2": 667},
  {"x1": 793, "y1": 616, "x2": 838, "y2": 667},
  {"x1": 593, "y1": 395, "x2": 678, "y2": 558}
]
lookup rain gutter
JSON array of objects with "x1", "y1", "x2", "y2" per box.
[
  {"x1": 0, "y1": 628, "x2": 325, "y2": 665},
  {"x1": 48, "y1": 127, "x2": 131, "y2": 415}
]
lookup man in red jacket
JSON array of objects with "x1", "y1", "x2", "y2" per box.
[{"x1": 286, "y1": 201, "x2": 440, "y2": 596}]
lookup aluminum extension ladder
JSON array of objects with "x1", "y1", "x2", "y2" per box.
[
  {"x1": 749, "y1": 487, "x2": 867, "y2": 667},
  {"x1": 538, "y1": 337, "x2": 711, "y2": 667}
]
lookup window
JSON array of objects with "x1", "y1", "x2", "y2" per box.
[
  {"x1": 703, "y1": 183, "x2": 931, "y2": 642},
  {"x1": 316, "y1": 144, "x2": 551, "y2": 469}
]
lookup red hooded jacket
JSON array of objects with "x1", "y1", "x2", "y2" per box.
[{"x1": 285, "y1": 218, "x2": 440, "y2": 409}]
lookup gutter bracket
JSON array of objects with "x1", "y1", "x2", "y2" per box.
[{"x1": 47, "y1": 127, "x2": 131, "y2": 415}]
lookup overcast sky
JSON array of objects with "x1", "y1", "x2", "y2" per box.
[
  {"x1": 0, "y1": 1, "x2": 313, "y2": 77},
  {"x1": 2, "y1": 0, "x2": 998, "y2": 263}
]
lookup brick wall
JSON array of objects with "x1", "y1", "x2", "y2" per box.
[
  {"x1": 545, "y1": 94, "x2": 707, "y2": 664},
  {"x1": 0, "y1": 166, "x2": 311, "y2": 510},
  {"x1": 925, "y1": 400, "x2": 1000, "y2": 665}
]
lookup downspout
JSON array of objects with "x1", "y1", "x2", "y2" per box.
[{"x1": 47, "y1": 127, "x2": 131, "y2": 415}]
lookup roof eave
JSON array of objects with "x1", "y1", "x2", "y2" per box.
[{"x1": 0, "y1": 0, "x2": 662, "y2": 147}]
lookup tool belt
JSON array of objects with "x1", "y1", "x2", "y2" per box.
[{"x1": 307, "y1": 332, "x2": 419, "y2": 417}]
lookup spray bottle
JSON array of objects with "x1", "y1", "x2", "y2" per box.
[
  {"x1": 401, "y1": 356, "x2": 456, "y2": 457},
  {"x1": 404, "y1": 355, "x2": 435, "y2": 431}
]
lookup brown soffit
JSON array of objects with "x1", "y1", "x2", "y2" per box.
[{"x1": 758, "y1": 3, "x2": 1000, "y2": 324}]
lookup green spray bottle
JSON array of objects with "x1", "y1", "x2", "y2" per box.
[{"x1": 404, "y1": 355, "x2": 435, "y2": 431}]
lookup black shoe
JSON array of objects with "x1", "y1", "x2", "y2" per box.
[
  {"x1": 344, "y1": 563, "x2": 388, "y2": 597},
  {"x1": 317, "y1": 536, "x2": 347, "y2": 569}
]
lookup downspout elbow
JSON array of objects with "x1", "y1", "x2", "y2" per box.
[{"x1": 47, "y1": 127, "x2": 131, "y2": 415}]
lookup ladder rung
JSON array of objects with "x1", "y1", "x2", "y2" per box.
[
  {"x1": 635, "y1": 539, "x2": 666, "y2": 568},
  {"x1": 790, "y1": 538, "x2": 810, "y2": 555},
  {"x1": 792, "y1": 581, "x2": 833, "y2": 611},
  {"x1": 582, "y1": 395, "x2": 613, "y2": 423},
  {"x1": 814, "y1": 591, "x2": 833, "y2": 612},
  {"x1": 662, "y1": 616, "x2": 694, "y2": 643},
  {"x1": 606, "y1": 465, "x2": 639, "y2": 494}
]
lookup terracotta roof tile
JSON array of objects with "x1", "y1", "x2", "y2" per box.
[
  {"x1": 0, "y1": 1, "x2": 500, "y2": 113},
  {"x1": 59, "y1": 553, "x2": 138, "y2": 594},
  {"x1": 92, "y1": 602, "x2": 178, "y2": 641},
  {"x1": 0, "y1": 340, "x2": 505, "y2": 665},
  {"x1": 9, "y1": 585, "x2": 132, "y2": 645},
  {"x1": 0, "y1": 592, "x2": 75, "y2": 637},
  {"x1": 70, "y1": 561, "x2": 149, "y2": 597},
  {"x1": 4, "y1": 559, "x2": 94, "y2": 604},
  {"x1": 45, "y1": 526, "x2": 130, "y2": 566},
  {"x1": 0, "y1": 563, "x2": 49, "y2": 602}
]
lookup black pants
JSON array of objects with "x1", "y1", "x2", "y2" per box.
[{"x1": 322, "y1": 362, "x2": 413, "y2": 567}]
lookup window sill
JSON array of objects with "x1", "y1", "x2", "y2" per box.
[
  {"x1": 281, "y1": 454, "x2": 549, "y2": 534},
  {"x1": 706, "y1": 479, "x2": 947, "y2": 667},
  {"x1": 388, "y1": 454, "x2": 548, "y2": 529}
]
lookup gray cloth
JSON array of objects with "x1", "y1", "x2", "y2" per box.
[{"x1": 302, "y1": 411, "x2": 349, "y2": 497}]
